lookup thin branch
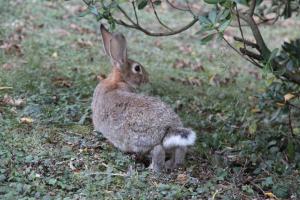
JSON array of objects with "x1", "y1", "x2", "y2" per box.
[
  {"x1": 235, "y1": 6, "x2": 246, "y2": 50},
  {"x1": 248, "y1": 0, "x2": 256, "y2": 16},
  {"x1": 115, "y1": 17, "x2": 198, "y2": 37},
  {"x1": 132, "y1": 1, "x2": 139, "y2": 25},
  {"x1": 240, "y1": 48, "x2": 264, "y2": 61},
  {"x1": 184, "y1": 0, "x2": 197, "y2": 17},
  {"x1": 222, "y1": 36, "x2": 263, "y2": 68},
  {"x1": 166, "y1": 0, "x2": 190, "y2": 12},
  {"x1": 117, "y1": 5, "x2": 136, "y2": 25},
  {"x1": 287, "y1": 102, "x2": 300, "y2": 110},
  {"x1": 231, "y1": 7, "x2": 271, "y2": 58},
  {"x1": 233, "y1": 36, "x2": 259, "y2": 49},
  {"x1": 149, "y1": 0, "x2": 173, "y2": 31}
]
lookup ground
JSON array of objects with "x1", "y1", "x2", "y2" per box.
[{"x1": 0, "y1": 0, "x2": 300, "y2": 199}]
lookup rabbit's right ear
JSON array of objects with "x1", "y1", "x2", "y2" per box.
[{"x1": 100, "y1": 24, "x2": 112, "y2": 56}]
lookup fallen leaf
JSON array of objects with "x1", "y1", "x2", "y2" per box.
[
  {"x1": 76, "y1": 39, "x2": 93, "y2": 48},
  {"x1": 264, "y1": 192, "x2": 278, "y2": 200},
  {"x1": 2, "y1": 63, "x2": 14, "y2": 70},
  {"x1": 178, "y1": 44, "x2": 193, "y2": 55},
  {"x1": 20, "y1": 117, "x2": 34, "y2": 124},
  {"x1": 52, "y1": 52, "x2": 58, "y2": 58},
  {"x1": 3, "y1": 94, "x2": 25, "y2": 107},
  {"x1": 251, "y1": 108, "x2": 261, "y2": 113},
  {"x1": 284, "y1": 93, "x2": 295, "y2": 102},
  {"x1": 69, "y1": 23, "x2": 95, "y2": 34},
  {"x1": 0, "y1": 43, "x2": 22, "y2": 55},
  {"x1": 0, "y1": 87, "x2": 13, "y2": 90},
  {"x1": 52, "y1": 77, "x2": 72, "y2": 88},
  {"x1": 52, "y1": 28, "x2": 71, "y2": 38},
  {"x1": 191, "y1": 63, "x2": 205, "y2": 72},
  {"x1": 154, "y1": 39, "x2": 162, "y2": 48},
  {"x1": 176, "y1": 173, "x2": 188, "y2": 184},
  {"x1": 173, "y1": 59, "x2": 190, "y2": 69},
  {"x1": 169, "y1": 76, "x2": 202, "y2": 86}
]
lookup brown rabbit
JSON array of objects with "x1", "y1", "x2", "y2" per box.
[{"x1": 92, "y1": 24, "x2": 196, "y2": 172}]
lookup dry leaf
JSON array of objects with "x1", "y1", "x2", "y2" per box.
[
  {"x1": 52, "y1": 77, "x2": 72, "y2": 88},
  {"x1": 173, "y1": 59, "x2": 190, "y2": 69},
  {"x1": 251, "y1": 108, "x2": 261, "y2": 113},
  {"x1": 284, "y1": 93, "x2": 295, "y2": 102},
  {"x1": 20, "y1": 117, "x2": 34, "y2": 124},
  {"x1": 3, "y1": 94, "x2": 25, "y2": 107},
  {"x1": 52, "y1": 52, "x2": 58, "y2": 58},
  {"x1": 176, "y1": 173, "x2": 188, "y2": 184},
  {"x1": 0, "y1": 87, "x2": 13, "y2": 90},
  {"x1": 0, "y1": 43, "x2": 22, "y2": 55},
  {"x1": 2, "y1": 63, "x2": 14, "y2": 70},
  {"x1": 178, "y1": 44, "x2": 193, "y2": 55},
  {"x1": 69, "y1": 23, "x2": 95, "y2": 34},
  {"x1": 76, "y1": 39, "x2": 93, "y2": 48},
  {"x1": 264, "y1": 192, "x2": 278, "y2": 200}
]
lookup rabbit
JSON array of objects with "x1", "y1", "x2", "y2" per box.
[{"x1": 92, "y1": 24, "x2": 196, "y2": 172}]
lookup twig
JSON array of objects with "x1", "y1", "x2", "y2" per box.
[
  {"x1": 240, "y1": 48, "x2": 264, "y2": 61},
  {"x1": 222, "y1": 36, "x2": 263, "y2": 68},
  {"x1": 117, "y1": 5, "x2": 137, "y2": 25},
  {"x1": 115, "y1": 17, "x2": 198, "y2": 37},
  {"x1": 132, "y1": 1, "x2": 139, "y2": 25},
  {"x1": 248, "y1": 0, "x2": 256, "y2": 16},
  {"x1": 235, "y1": 5, "x2": 246, "y2": 50},
  {"x1": 287, "y1": 102, "x2": 300, "y2": 110},
  {"x1": 184, "y1": 0, "x2": 197, "y2": 17},
  {"x1": 233, "y1": 36, "x2": 259, "y2": 49},
  {"x1": 232, "y1": 2, "x2": 271, "y2": 58},
  {"x1": 84, "y1": 171, "x2": 127, "y2": 177},
  {"x1": 149, "y1": 0, "x2": 173, "y2": 31},
  {"x1": 166, "y1": 0, "x2": 190, "y2": 12}
]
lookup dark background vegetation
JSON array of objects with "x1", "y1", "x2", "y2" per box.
[{"x1": 0, "y1": 0, "x2": 300, "y2": 199}]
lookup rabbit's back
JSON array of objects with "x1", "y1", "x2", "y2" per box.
[{"x1": 92, "y1": 83, "x2": 182, "y2": 153}]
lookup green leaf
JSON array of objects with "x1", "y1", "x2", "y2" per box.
[
  {"x1": 198, "y1": 16, "x2": 211, "y2": 25},
  {"x1": 89, "y1": 5, "x2": 99, "y2": 16},
  {"x1": 218, "y1": 19, "x2": 231, "y2": 32},
  {"x1": 48, "y1": 178, "x2": 57, "y2": 185},
  {"x1": 200, "y1": 33, "x2": 216, "y2": 44},
  {"x1": 79, "y1": 9, "x2": 90, "y2": 17},
  {"x1": 287, "y1": 139, "x2": 295, "y2": 161},
  {"x1": 204, "y1": 0, "x2": 221, "y2": 4},
  {"x1": 137, "y1": 0, "x2": 148, "y2": 9},
  {"x1": 208, "y1": 9, "x2": 217, "y2": 23}
]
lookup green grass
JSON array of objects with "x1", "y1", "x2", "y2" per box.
[{"x1": 1, "y1": 0, "x2": 300, "y2": 199}]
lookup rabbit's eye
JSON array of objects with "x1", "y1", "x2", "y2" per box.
[{"x1": 133, "y1": 64, "x2": 141, "y2": 73}]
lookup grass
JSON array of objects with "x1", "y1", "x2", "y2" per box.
[{"x1": 1, "y1": 0, "x2": 300, "y2": 199}]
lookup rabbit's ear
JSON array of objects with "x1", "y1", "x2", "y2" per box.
[
  {"x1": 100, "y1": 24, "x2": 112, "y2": 56},
  {"x1": 109, "y1": 33, "x2": 128, "y2": 69}
]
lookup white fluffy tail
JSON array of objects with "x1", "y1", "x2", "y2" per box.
[{"x1": 163, "y1": 128, "x2": 196, "y2": 149}]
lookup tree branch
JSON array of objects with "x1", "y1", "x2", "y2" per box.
[
  {"x1": 233, "y1": 36, "x2": 259, "y2": 49},
  {"x1": 114, "y1": 17, "x2": 198, "y2": 36},
  {"x1": 240, "y1": 48, "x2": 264, "y2": 61},
  {"x1": 248, "y1": 0, "x2": 256, "y2": 16},
  {"x1": 132, "y1": 1, "x2": 139, "y2": 25},
  {"x1": 232, "y1": 3, "x2": 271, "y2": 58},
  {"x1": 149, "y1": 0, "x2": 173, "y2": 31}
]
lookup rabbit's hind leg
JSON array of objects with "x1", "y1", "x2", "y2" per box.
[
  {"x1": 165, "y1": 146, "x2": 187, "y2": 170},
  {"x1": 149, "y1": 145, "x2": 165, "y2": 172}
]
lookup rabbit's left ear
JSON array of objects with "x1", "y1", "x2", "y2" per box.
[
  {"x1": 100, "y1": 24, "x2": 112, "y2": 56},
  {"x1": 109, "y1": 32, "x2": 128, "y2": 69}
]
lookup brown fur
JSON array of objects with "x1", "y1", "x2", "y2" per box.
[{"x1": 92, "y1": 24, "x2": 196, "y2": 172}]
